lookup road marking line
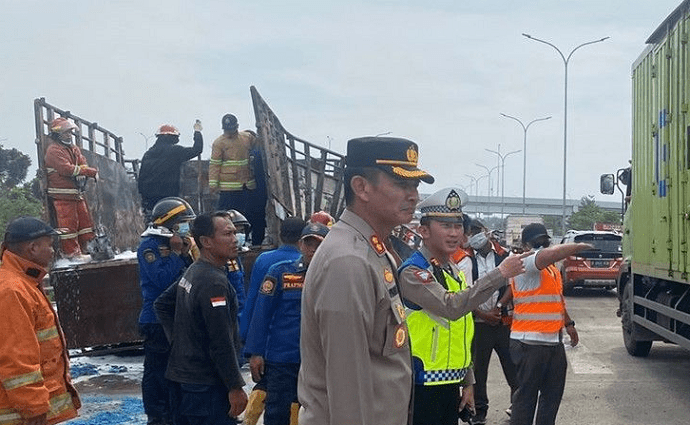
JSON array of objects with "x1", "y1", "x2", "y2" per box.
[{"x1": 564, "y1": 342, "x2": 613, "y2": 374}]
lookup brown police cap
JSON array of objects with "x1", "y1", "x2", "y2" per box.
[{"x1": 346, "y1": 137, "x2": 434, "y2": 184}]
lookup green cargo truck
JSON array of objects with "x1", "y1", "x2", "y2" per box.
[{"x1": 601, "y1": 0, "x2": 690, "y2": 356}]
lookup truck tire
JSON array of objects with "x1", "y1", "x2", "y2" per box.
[{"x1": 621, "y1": 283, "x2": 652, "y2": 357}]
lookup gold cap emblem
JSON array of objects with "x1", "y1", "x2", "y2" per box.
[{"x1": 406, "y1": 146, "x2": 418, "y2": 164}]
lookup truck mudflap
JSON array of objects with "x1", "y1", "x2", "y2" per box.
[{"x1": 51, "y1": 257, "x2": 141, "y2": 350}]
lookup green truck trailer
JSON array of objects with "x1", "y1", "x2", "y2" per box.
[{"x1": 601, "y1": 0, "x2": 690, "y2": 356}]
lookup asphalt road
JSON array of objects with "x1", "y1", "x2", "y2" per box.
[
  {"x1": 67, "y1": 287, "x2": 690, "y2": 425},
  {"x1": 482, "y1": 288, "x2": 690, "y2": 425}
]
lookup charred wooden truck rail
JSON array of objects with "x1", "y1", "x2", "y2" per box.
[{"x1": 34, "y1": 87, "x2": 348, "y2": 351}]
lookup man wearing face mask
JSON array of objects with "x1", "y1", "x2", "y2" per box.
[
  {"x1": 467, "y1": 220, "x2": 517, "y2": 425},
  {"x1": 43, "y1": 117, "x2": 98, "y2": 259},
  {"x1": 137, "y1": 197, "x2": 196, "y2": 425}
]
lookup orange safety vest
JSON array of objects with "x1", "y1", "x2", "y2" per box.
[{"x1": 510, "y1": 264, "x2": 565, "y2": 337}]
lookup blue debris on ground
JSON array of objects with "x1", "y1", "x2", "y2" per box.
[
  {"x1": 108, "y1": 365, "x2": 128, "y2": 374},
  {"x1": 66, "y1": 396, "x2": 145, "y2": 425},
  {"x1": 70, "y1": 363, "x2": 99, "y2": 378}
]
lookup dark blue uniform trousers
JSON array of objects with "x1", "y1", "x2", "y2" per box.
[
  {"x1": 170, "y1": 382, "x2": 238, "y2": 425},
  {"x1": 140, "y1": 323, "x2": 172, "y2": 424},
  {"x1": 264, "y1": 362, "x2": 299, "y2": 425}
]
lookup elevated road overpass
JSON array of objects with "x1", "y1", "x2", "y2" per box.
[{"x1": 419, "y1": 194, "x2": 623, "y2": 216}]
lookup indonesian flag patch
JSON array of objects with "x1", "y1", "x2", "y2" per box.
[{"x1": 211, "y1": 296, "x2": 227, "y2": 307}]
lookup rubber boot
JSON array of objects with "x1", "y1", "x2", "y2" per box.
[
  {"x1": 243, "y1": 388, "x2": 267, "y2": 425},
  {"x1": 289, "y1": 402, "x2": 300, "y2": 425}
]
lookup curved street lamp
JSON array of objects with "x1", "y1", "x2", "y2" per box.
[
  {"x1": 485, "y1": 146, "x2": 521, "y2": 218},
  {"x1": 523, "y1": 33, "x2": 609, "y2": 235},
  {"x1": 475, "y1": 163, "x2": 499, "y2": 201},
  {"x1": 500, "y1": 113, "x2": 552, "y2": 214}
]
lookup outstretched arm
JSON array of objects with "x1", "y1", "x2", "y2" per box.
[{"x1": 534, "y1": 243, "x2": 593, "y2": 270}]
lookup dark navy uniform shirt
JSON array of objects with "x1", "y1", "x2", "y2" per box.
[{"x1": 244, "y1": 256, "x2": 307, "y2": 364}]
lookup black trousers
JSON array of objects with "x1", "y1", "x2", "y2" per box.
[
  {"x1": 472, "y1": 322, "x2": 518, "y2": 421},
  {"x1": 412, "y1": 384, "x2": 460, "y2": 425},
  {"x1": 509, "y1": 340, "x2": 567, "y2": 425},
  {"x1": 140, "y1": 323, "x2": 172, "y2": 424}
]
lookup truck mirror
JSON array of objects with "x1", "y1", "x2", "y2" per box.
[{"x1": 600, "y1": 174, "x2": 615, "y2": 195}]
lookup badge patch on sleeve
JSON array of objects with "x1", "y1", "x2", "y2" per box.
[
  {"x1": 260, "y1": 277, "x2": 277, "y2": 295},
  {"x1": 143, "y1": 249, "x2": 156, "y2": 263},
  {"x1": 282, "y1": 273, "x2": 305, "y2": 290},
  {"x1": 211, "y1": 296, "x2": 227, "y2": 307},
  {"x1": 413, "y1": 269, "x2": 434, "y2": 284}
]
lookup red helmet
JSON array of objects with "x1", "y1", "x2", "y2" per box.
[
  {"x1": 310, "y1": 211, "x2": 334, "y2": 228},
  {"x1": 155, "y1": 124, "x2": 180, "y2": 136},
  {"x1": 49, "y1": 117, "x2": 78, "y2": 134}
]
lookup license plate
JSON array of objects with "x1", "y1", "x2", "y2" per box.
[{"x1": 590, "y1": 259, "x2": 610, "y2": 268}]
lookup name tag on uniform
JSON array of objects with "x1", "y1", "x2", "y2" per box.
[{"x1": 282, "y1": 273, "x2": 305, "y2": 290}]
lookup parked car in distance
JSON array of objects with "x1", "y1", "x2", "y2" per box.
[{"x1": 559, "y1": 230, "x2": 623, "y2": 292}]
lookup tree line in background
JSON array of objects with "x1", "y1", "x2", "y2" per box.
[
  {"x1": 0, "y1": 145, "x2": 43, "y2": 234},
  {"x1": 475, "y1": 196, "x2": 621, "y2": 243}
]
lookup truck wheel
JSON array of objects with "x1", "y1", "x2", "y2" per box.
[{"x1": 621, "y1": 283, "x2": 652, "y2": 357}]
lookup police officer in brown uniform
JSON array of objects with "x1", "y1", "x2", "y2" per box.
[{"x1": 299, "y1": 137, "x2": 434, "y2": 425}]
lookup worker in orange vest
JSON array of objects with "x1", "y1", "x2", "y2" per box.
[{"x1": 508, "y1": 223, "x2": 591, "y2": 425}]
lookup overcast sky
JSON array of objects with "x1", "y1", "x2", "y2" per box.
[{"x1": 0, "y1": 0, "x2": 683, "y2": 203}]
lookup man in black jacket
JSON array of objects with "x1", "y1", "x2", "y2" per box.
[
  {"x1": 138, "y1": 122, "x2": 203, "y2": 221},
  {"x1": 155, "y1": 211, "x2": 247, "y2": 425},
  {"x1": 468, "y1": 220, "x2": 517, "y2": 425}
]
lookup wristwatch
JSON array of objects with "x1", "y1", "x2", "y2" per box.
[{"x1": 565, "y1": 320, "x2": 575, "y2": 328}]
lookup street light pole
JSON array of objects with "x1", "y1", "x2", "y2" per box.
[
  {"x1": 485, "y1": 146, "x2": 521, "y2": 219},
  {"x1": 499, "y1": 113, "x2": 552, "y2": 214},
  {"x1": 522, "y1": 33, "x2": 609, "y2": 235},
  {"x1": 475, "y1": 163, "x2": 499, "y2": 209}
]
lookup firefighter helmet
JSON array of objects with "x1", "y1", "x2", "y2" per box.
[
  {"x1": 222, "y1": 114, "x2": 238, "y2": 131},
  {"x1": 310, "y1": 210, "x2": 335, "y2": 228},
  {"x1": 155, "y1": 124, "x2": 180, "y2": 136},
  {"x1": 151, "y1": 197, "x2": 196, "y2": 229},
  {"x1": 227, "y1": 209, "x2": 251, "y2": 233},
  {"x1": 49, "y1": 117, "x2": 78, "y2": 134}
]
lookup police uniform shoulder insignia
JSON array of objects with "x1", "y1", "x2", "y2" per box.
[
  {"x1": 143, "y1": 249, "x2": 156, "y2": 263},
  {"x1": 158, "y1": 245, "x2": 170, "y2": 257},
  {"x1": 413, "y1": 269, "x2": 434, "y2": 284},
  {"x1": 260, "y1": 277, "x2": 277, "y2": 295},
  {"x1": 370, "y1": 235, "x2": 386, "y2": 255},
  {"x1": 396, "y1": 303, "x2": 406, "y2": 321},
  {"x1": 394, "y1": 324, "x2": 407, "y2": 348},
  {"x1": 384, "y1": 268, "x2": 394, "y2": 283}
]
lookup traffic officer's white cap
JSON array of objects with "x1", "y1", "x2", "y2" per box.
[{"x1": 417, "y1": 187, "x2": 468, "y2": 223}]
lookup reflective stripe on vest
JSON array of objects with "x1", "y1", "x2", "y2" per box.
[
  {"x1": 510, "y1": 264, "x2": 565, "y2": 337},
  {"x1": 404, "y1": 253, "x2": 474, "y2": 386}
]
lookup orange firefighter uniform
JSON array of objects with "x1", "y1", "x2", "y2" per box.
[
  {"x1": 0, "y1": 250, "x2": 81, "y2": 424},
  {"x1": 44, "y1": 142, "x2": 97, "y2": 257}
]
